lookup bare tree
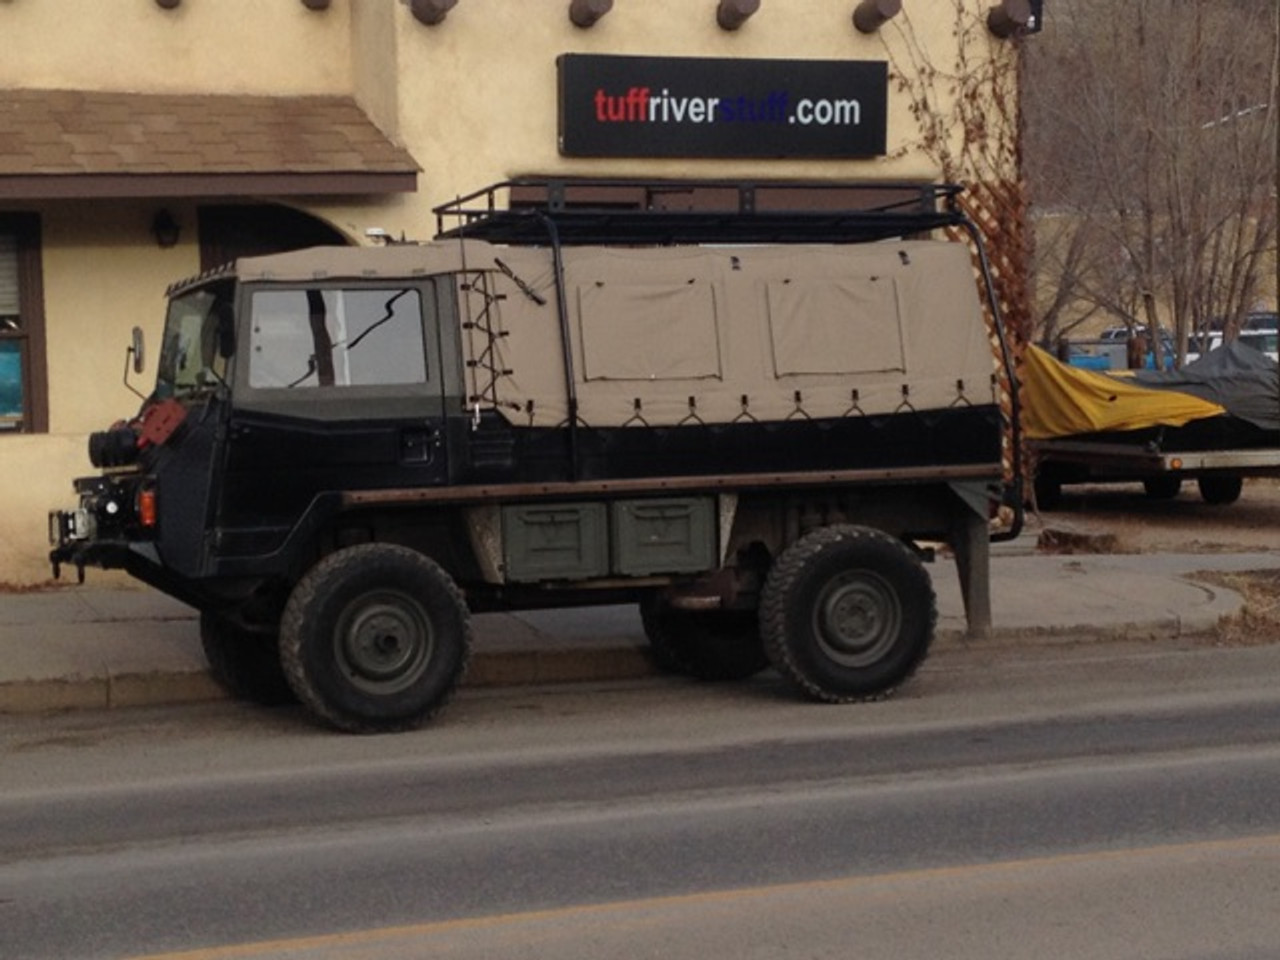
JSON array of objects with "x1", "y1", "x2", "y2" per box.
[{"x1": 1024, "y1": 0, "x2": 1278, "y2": 364}]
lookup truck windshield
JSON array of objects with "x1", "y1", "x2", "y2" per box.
[{"x1": 156, "y1": 283, "x2": 233, "y2": 400}]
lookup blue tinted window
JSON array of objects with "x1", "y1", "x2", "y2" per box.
[
  {"x1": 0, "y1": 339, "x2": 21, "y2": 429},
  {"x1": 0, "y1": 217, "x2": 39, "y2": 434}
]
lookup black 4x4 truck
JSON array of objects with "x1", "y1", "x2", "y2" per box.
[{"x1": 50, "y1": 180, "x2": 1020, "y2": 733}]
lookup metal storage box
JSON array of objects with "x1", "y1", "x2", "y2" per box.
[
  {"x1": 611, "y1": 497, "x2": 716, "y2": 576},
  {"x1": 502, "y1": 503, "x2": 609, "y2": 582}
]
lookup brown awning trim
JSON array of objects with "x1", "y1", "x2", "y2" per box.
[
  {"x1": 0, "y1": 171, "x2": 417, "y2": 200},
  {"x1": 0, "y1": 89, "x2": 419, "y2": 200}
]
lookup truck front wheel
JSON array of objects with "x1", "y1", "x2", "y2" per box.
[
  {"x1": 760, "y1": 525, "x2": 935, "y2": 703},
  {"x1": 280, "y1": 544, "x2": 472, "y2": 733}
]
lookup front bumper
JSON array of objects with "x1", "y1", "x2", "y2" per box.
[{"x1": 48, "y1": 474, "x2": 147, "y2": 580}]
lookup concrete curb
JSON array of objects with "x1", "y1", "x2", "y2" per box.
[
  {"x1": 937, "y1": 575, "x2": 1244, "y2": 650},
  {"x1": 0, "y1": 579, "x2": 1245, "y2": 716},
  {"x1": 0, "y1": 672, "x2": 223, "y2": 713},
  {"x1": 6, "y1": 539, "x2": 1272, "y2": 716}
]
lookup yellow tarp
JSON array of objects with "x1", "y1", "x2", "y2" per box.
[{"x1": 1021, "y1": 345, "x2": 1226, "y2": 440}]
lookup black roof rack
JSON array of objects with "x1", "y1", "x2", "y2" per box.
[{"x1": 433, "y1": 178, "x2": 969, "y2": 246}]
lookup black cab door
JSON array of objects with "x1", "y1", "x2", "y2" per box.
[{"x1": 213, "y1": 280, "x2": 455, "y2": 566}]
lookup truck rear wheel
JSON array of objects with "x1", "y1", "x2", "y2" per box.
[
  {"x1": 639, "y1": 597, "x2": 769, "y2": 681},
  {"x1": 280, "y1": 544, "x2": 471, "y2": 733},
  {"x1": 1033, "y1": 473, "x2": 1062, "y2": 511},
  {"x1": 760, "y1": 525, "x2": 935, "y2": 703},
  {"x1": 199, "y1": 612, "x2": 296, "y2": 707},
  {"x1": 1198, "y1": 475, "x2": 1243, "y2": 505}
]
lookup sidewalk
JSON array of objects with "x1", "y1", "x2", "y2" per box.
[{"x1": 3, "y1": 531, "x2": 1279, "y2": 714}]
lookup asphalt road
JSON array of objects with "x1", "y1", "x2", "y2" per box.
[{"x1": 3, "y1": 639, "x2": 1280, "y2": 959}]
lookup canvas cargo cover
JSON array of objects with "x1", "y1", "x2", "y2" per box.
[
  {"x1": 232, "y1": 238, "x2": 1001, "y2": 428},
  {"x1": 458, "y1": 239, "x2": 999, "y2": 427},
  {"x1": 1129, "y1": 340, "x2": 1280, "y2": 432},
  {"x1": 1021, "y1": 345, "x2": 1225, "y2": 440}
]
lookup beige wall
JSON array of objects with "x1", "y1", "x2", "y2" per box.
[
  {"x1": 0, "y1": 0, "x2": 351, "y2": 95},
  {"x1": 0, "y1": 434, "x2": 95, "y2": 586},
  {"x1": 41, "y1": 202, "x2": 201, "y2": 434},
  {"x1": 1, "y1": 0, "x2": 1014, "y2": 583},
  {"x1": 5, "y1": 202, "x2": 202, "y2": 585},
  {"x1": 351, "y1": 0, "x2": 402, "y2": 141},
  {"x1": 339, "y1": 0, "x2": 960, "y2": 240}
]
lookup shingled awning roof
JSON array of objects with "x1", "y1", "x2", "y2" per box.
[{"x1": 0, "y1": 89, "x2": 419, "y2": 199}]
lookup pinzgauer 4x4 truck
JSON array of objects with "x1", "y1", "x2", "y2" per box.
[{"x1": 50, "y1": 180, "x2": 1020, "y2": 732}]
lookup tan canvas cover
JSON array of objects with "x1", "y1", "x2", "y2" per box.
[
  {"x1": 577, "y1": 281, "x2": 722, "y2": 382},
  {"x1": 231, "y1": 238, "x2": 1001, "y2": 428},
  {"x1": 766, "y1": 277, "x2": 905, "y2": 376},
  {"x1": 1021, "y1": 345, "x2": 1225, "y2": 439},
  {"x1": 459, "y1": 240, "x2": 999, "y2": 428}
]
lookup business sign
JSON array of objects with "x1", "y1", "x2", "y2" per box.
[{"x1": 558, "y1": 55, "x2": 888, "y2": 160}]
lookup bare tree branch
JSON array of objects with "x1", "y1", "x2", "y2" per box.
[{"x1": 1024, "y1": 0, "x2": 1278, "y2": 365}]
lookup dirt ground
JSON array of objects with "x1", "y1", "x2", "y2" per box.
[
  {"x1": 1032, "y1": 476, "x2": 1280, "y2": 554},
  {"x1": 1033, "y1": 477, "x2": 1280, "y2": 644}
]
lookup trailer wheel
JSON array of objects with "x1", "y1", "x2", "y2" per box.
[
  {"x1": 639, "y1": 597, "x2": 769, "y2": 681},
  {"x1": 1143, "y1": 476, "x2": 1182, "y2": 500},
  {"x1": 280, "y1": 544, "x2": 471, "y2": 733},
  {"x1": 1033, "y1": 474, "x2": 1062, "y2": 511},
  {"x1": 760, "y1": 525, "x2": 935, "y2": 703},
  {"x1": 1198, "y1": 475, "x2": 1243, "y2": 505},
  {"x1": 199, "y1": 612, "x2": 296, "y2": 707}
]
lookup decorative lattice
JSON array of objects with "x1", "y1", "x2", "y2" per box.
[
  {"x1": 457, "y1": 270, "x2": 516, "y2": 419},
  {"x1": 881, "y1": 4, "x2": 1034, "y2": 495}
]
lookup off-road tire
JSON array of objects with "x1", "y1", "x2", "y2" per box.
[
  {"x1": 760, "y1": 525, "x2": 935, "y2": 703},
  {"x1": 1143, "y1": 476, "x2": 1182, "y2": 500},
  {"x1": 199, "y1": 611, "x2": 296, "y2": 707},
  {"x1": 280, "y1": 543, "x2": 471, "y2": 734},
  {"x1": 1198, "y1": 475, "x2": 1243, "y2": 506},
  {"x1": 1033, "y1": 473, "x2": 1062, "y2": 511},
  {"x1": 639, "y1": 597, "x2": 769, "y2": 681}
]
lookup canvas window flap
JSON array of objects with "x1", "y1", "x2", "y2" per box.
[
  {"x1": 766, "y1": 276, "x2": 904, "y2": 376},
  {"x1": 576, "y1": 281, "x2": 721, "y2": 382}
]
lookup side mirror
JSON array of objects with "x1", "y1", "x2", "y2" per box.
[
  {"x1": 130, "y1": 326, "x2": 146, "y2": 374},
  {"x1": 123, "y1": 327, "x2": 148, "y2": 400}
]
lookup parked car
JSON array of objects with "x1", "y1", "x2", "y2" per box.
[
  {"x1": 1067, "y1": 326, "x2": 1177, "y2": 371},
  {"x1": 1241, "y1": 311, "x2": 1278, "y2": 332},
  {"x1": 1201, "y1": 328, "x2": 1278, "y2": 362}
]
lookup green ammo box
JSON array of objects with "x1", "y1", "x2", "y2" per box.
[
  {"x1": 501, "y1": 503, "x2": 609, "y2": 582},
  {"x1": 610, "y1": 497, "x2": 717, "y2": 576}
]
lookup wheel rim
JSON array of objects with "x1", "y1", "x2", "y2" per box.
[
  {"x1": 811, "y1": 570, "x2": 901, "y2": 668},
  {"x1": 334, "y1": 590, "x2": 434, "y2": 695}
]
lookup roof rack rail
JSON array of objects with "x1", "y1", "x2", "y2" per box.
[{"x1": 433, "y1": 177, "x2": 969, "y2": 246}]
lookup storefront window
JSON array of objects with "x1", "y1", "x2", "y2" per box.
[
  {"x1": 0, "y1": 217, "x2": 43, "y2": 433},
  {"x1": 0, "y1": 233, "x2": 24, "y2": 431}
]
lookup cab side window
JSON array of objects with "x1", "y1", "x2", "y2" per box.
[{"x1": 248, "y1": 288, "x2": 426, "y2": 390}]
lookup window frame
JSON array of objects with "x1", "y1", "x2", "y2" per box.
[{"x1": 0, "y1": 213, "x2": 47, "y2": 434}]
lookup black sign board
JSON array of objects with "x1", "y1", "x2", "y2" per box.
[{"x1": 558, "y1": 54, "x2": 888, "y2": 159}]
